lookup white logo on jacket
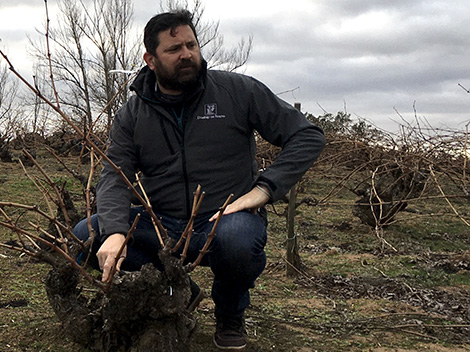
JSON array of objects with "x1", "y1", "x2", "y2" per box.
[{"x1": 197, "y1": 103, "x2": 226, "y2": 120}]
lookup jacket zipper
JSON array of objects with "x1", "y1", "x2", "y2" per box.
[
  {"x1": 173, "y1": 107, "x2": 192, "y2": 219},
  {"x1": 175, "y1": 96, "x2": 204, "y2": 219},
  {"x1": 180, "y1": 136, "x2": 191, "y2": 218}
]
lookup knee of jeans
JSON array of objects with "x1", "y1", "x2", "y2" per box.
[
  {"x1": 216, "y1": 213, "x2": 266, "y2": 249},
  {"x1": 212, "y1": 226, "x2": 266, "y2": 268}
]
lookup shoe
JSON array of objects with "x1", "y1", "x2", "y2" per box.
[
  {"x1": 187, "y1": 279, "x2": 205, "y2": 312},
  {"x1": 213, "y1": 315, "x2": 247, "y2": 350}
]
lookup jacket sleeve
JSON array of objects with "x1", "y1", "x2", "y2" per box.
[
  {"x1": 96, "y1": 101, "x2": 139, "y2": 240},
  {"x1": 248, "y1": 77, "x2": 326, "y2": 202}
]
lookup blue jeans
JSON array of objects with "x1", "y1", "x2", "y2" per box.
[{"x1": 73, "y1": 207, "x2": 267, "y2": 318}]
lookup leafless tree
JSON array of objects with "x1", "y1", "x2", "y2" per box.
[
  {"x1": 78, "y1": 0, "x2": 141, "y2": 130},
  {"x1": 0, "y1": 63, "x2": 23, "y2": 160},
  {"x1": 0, "y1": 64, "x2": 20, "y2": 136},
  {"x1": 29, "y1": 0, "x2": 141, "y2": 136}
]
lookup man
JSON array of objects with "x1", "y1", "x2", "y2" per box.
[{"x1": 74, "y1": 10, "x2": 325, "y2": 351}]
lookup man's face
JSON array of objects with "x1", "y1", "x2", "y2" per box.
[{"x1": 144, "y1": 25, "x2": 202, "y2": 95}]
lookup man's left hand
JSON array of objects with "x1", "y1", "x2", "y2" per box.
[{"x1": 209, "y1": 185, "x2": 270, "y2": 222}]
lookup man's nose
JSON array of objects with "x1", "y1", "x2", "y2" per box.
[{"x1": 180, "y1": 46, "x2": 192, "y2": 59}]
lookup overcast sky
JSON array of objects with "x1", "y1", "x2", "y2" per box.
[{"x1": 1, "y1": 0, "x2": 470, "y2": 132}]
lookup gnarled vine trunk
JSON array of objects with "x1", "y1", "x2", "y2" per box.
[{"x1": 45, "y1": 246, "x2": 196, "y2": 352}]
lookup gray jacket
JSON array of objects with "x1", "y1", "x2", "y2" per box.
[{"x1": 96, "y1": 64, "x2": 325, "y2": 238}]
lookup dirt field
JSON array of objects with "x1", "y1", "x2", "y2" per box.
[{"x1": 1, "y1": 156, "x2": 470, "y2": 351}]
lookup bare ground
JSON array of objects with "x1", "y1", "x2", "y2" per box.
[{"x1": 1, "y1": 158, "x2": 470, "y2": 351}]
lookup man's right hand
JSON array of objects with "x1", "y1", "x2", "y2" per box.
[{"x1": 96, "y1": 233, "x2": 127, "y2": 282}]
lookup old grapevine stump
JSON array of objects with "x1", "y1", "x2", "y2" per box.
[
  {"x1": 45, "y1": 246, "x2": 196, "y2": 352},
  {"x1": 353, "y1": 164, "x2": 428, "y2": 226}
]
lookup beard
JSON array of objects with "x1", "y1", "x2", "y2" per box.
[{"x1": 153, "y1": 55, "x2": 202, "y2": 93}]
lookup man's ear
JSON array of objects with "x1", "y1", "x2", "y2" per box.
[{"x1": 143, "y1": 52, "x2": 156, "y2": 70}]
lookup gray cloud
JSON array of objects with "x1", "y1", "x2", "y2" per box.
[{"x1": 210, "y1": 0, "x2": 470, "y2": 131}]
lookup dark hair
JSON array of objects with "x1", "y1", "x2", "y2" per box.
[{"x1": 144, "y1": 10, "x2": 198, "y2": 54}]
